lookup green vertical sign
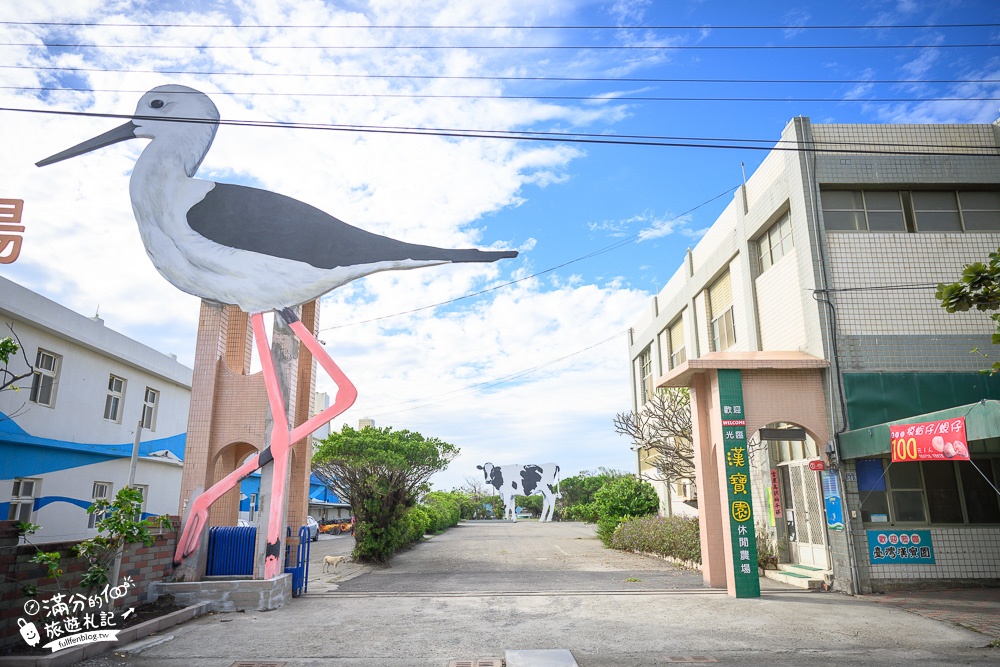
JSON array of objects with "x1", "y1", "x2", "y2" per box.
[{"x1": 717, "y1": 369, "x2": 760, "y2": 598}]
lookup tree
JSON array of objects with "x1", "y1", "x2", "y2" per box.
[
  {"x1": 312, "y1": 425, "x2": 458, "y2": 563},
  {"x1": 613, "y1": 388, "x2": 695, "y2": 484},
  {"x1": 512, "y1": 493, "x2": 543, "y2": 516},
  {"x1": 592, "y1": 476, "x2": 660, "y2": 546},
  {"x1": 937, "y1": 249, "x2": 1000, "y2": 373},
  {"x1": 450, "y1": 478, "x2": 494, "y2": 519},
  {"x1": 557, "y1": 468, "x2": 627, "y2": 522},
  {"x1": 1, "y1": 323, "x2": 34, "y2": 393},
  {"x1": 76, "y1": 487, "x2": 172, "y2": 589},
  {"x1": 16, "y1": 487, "x2": 171, "y2": 598}
]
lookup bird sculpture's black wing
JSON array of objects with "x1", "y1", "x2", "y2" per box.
[{"x1": 187, "y1": 183, "x2": 516, "y2": 269}]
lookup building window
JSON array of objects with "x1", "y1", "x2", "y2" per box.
[
  {"x1": 822, "y1": 190, "x2": 866, "y2": 231},
  {"x1": 141, "y1": 387, "x2": 159, "y2": 431},
  {"x1": 757, "y1": 211, "x2": 793, "y2": 273},
  {"x1": 863, "y1": 191, "x2": 907, "y2": 232},
  {"x1": 88, "y1": 482, "x2": 112, "y2": 529},
  {"x1": 857, "y1": 456, "x2": 1000, "y2": 525},
  {"x1": 104, "y1": 375, "x2": 126, "y2": 423},
  {"x1": 668, "y1": 318, "x2": 686, "y2": 369},
  {"x1": 912, "y1": 191, "x2": 961, "y2": 232},
  {"x1": 131, "y1": 485, "x2": 148, "y2": 522},
  {"x1": 821, "y1": 189, "x2": 906, "y2": 232},
  {"x1": 711, "y1": 308, "x2": 736, "y2": 351},
  {"x1": 823, "y1": 189, "x2": 1000, "y2": 233},
  {"x1": 8, "y1": 478, "x2": 39, "y2": 522},
  {"x1": 29, "y1": 349, "x2": 59, "y2": 407},
  {"x1": 959, "y1": 191, "x2": 1000, "y2": 231},
  {"x1": 638, "y1": 348, "x2": 653, "y2": 405},
  {"x1": 707, "y1": 271, "x2": 735, "y2": 352}
]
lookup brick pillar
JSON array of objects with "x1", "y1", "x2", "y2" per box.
[
  {"x1": 287, "y1": 300, "x2": 319, "y2": 533},
  {"x1": 178, "y1": 302, "x2": 232, "y2": 517}
]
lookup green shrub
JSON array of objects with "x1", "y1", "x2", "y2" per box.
[
  {"x1": 353, "y1": 517, "x2": 410, "y2": 562},
  {"x1": 423, "y1": 491, "x2": 461, "y2": 531},
  {"x1": 596, "y1": 516, "x2": 621, "y2": 545},
  {"x1": 562, "y1": 501, "x2": 599, "y2": 523},
  {"x1": 407, "y1": 506, "x2": 432, "y2": 541},
  {"x1": 592, "y1": 476, "x2": 659, "y2": 546},
  {"x1": 609, "y1": 515, "x2": 701, "y2": 564}
]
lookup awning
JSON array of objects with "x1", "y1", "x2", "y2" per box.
[
  {"x1": 837, "y1": 399, "x2": 1000, "y2": 459},
  {"x1": 656, "y1": 350, "x2": 828, "y2": 388}
]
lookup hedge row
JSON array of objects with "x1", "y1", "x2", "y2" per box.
[
  {"x1": 366, "y1": 491, "x2": 462, "y2": 562},
  {"x1": 609, "y1": 514, "x2": 702, "y2": 564}
]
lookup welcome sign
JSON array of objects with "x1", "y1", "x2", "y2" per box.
[{"x1": 718, "y1": 369, "x2": 760, "y2": 598}]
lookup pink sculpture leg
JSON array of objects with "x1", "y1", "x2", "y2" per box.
[{"x1": 173, "y1": 309, "x2": 357, "y2": 576}]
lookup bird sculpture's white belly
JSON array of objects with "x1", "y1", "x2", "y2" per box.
[{"x1": 128, "y1": 162, "x2": 442, "y2": 312}]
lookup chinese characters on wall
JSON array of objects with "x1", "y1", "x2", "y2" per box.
[{"x1": 867, "y1": 530, "x2": 935, "y2": 565}]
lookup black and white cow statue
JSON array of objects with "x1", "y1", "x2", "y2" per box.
[{"x1": 476, "y1": 462, "x2": 561, "y2": 522}]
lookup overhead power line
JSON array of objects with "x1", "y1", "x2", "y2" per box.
[
  {"x1": 4, "y1": 106, "x2": 999, "y2": 158},
  {"x1": 4, "y1": 64, "x2": 997, "y2": 86},
  {"x1": 6, "y1": 85, "x2": 998, "y2": 103},
  {"x1": 2, "y1": 21, "x2": 997, "y2": 30},
  {"x1": 3, "y1": 41, "x2": 996, "y2": 50}
]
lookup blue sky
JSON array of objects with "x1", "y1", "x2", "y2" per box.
[{"x1": 1, "y1": 0, "x2": 998, "y2": 491}]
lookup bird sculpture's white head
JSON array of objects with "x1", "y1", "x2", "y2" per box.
[
  {"x1": 132, "y1": 85, "x2": 220, "y2": 176},
  {"x1": 37, "y1": 84, "x2": 221, "y2": 177}
]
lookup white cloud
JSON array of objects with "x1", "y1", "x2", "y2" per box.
[{"x1": 588, "y1": 209, "x2": 699, "y2": 242}]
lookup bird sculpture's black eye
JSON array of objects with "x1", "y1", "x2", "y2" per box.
[{"x1": 150, "y1": 99, "x2": 165, "y2": 109}]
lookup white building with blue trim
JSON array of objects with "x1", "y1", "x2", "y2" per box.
[{"x1": 0, "y1": 276, "x2": 191, "y2": 543}]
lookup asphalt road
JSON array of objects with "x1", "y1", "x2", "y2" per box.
[{"x1": 80, "y1": 521, "x2": 998, "y2": 667}]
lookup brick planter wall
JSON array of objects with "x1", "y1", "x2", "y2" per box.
[{"x1": 0, "y1": 518, "x2": 179, "y2": 650}]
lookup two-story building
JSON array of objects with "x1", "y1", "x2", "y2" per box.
[
  {"x1": 0, "y1": 276, "x2": 192, "y2": 543},
  {"x1": 628, "y1": 117, "x2": 1000, "y2": 594}
]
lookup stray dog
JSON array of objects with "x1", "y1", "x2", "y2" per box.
[{"x1": 322, "y1": 555, "x2": 346, "y2": 574}]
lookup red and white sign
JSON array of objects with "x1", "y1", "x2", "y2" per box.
[
  {"x1": 890, "y1": 417, "x2": 969, "y2": 463},
  {"x1": 770, "y1": 469, "x2": 783, "y2": 518},
  {"x1": 809, "y1": 460, "x2": 825, "y2": 471}
]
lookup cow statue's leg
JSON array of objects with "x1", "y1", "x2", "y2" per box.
[
  {"x1": 550, "y1": 492, "x2": 562, "y2": 521},
  {"x1": 507, "y1": 494, "x2": 517, "y2": 522},
  {"x1": 541, "y1": 491, "x2": 554, "y2": 522}
]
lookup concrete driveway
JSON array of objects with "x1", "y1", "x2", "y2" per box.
[{"x1": 82, "y1": 521, "x2": 998, "y2": 666}]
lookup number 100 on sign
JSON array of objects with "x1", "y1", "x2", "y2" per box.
[{"x1": 890, "y1": 417, "x2": 969, "y2": 463}]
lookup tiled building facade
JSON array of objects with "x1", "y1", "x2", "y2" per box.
[{"x1": 627, "y1": 116, "x2": 1000, "y2": 594}]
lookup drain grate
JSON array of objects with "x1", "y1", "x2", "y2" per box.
[
  {"x1": 662, "y1": 658, "x2": 717, "y2": 663},
  {"x1": 230, "y1": 663, "x2": 287, "y2": 667},
  {"x1": 447, "y1": 659, "x2": 503, "y2": 667}
]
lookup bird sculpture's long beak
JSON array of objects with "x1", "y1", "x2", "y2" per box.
[{"x1": 36, "y1": 121, "x2": 138, "y2": 167}]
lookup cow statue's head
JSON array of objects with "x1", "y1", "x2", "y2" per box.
[{"x1": 476, "y1": 463, "x2": 505, "y2": 490}]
